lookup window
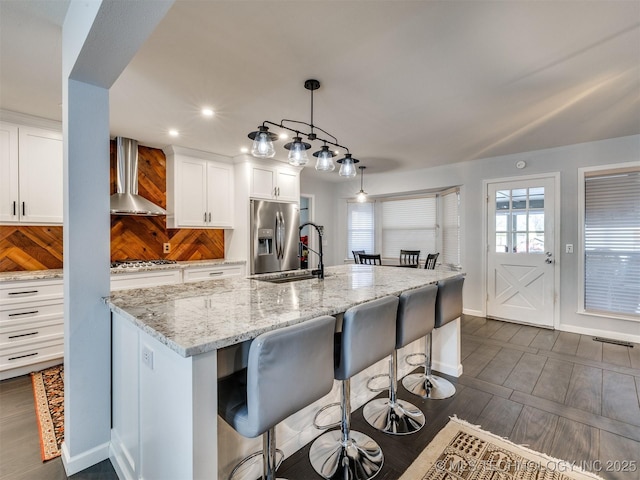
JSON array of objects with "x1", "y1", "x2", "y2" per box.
[
  {"x1": 381, "y1": 196, "x2": 437, "y2": 258},
  {"x1": 345, "y1": 189, "x2": 461, "y2": 266},
  {"x1": 494, "y1": 187, "x2": 545, "y2": 254},
  {"x1": 442, "y1": 189, "x2": 460, "y2": 266},
  {"x1": 581, "y1": 166, "x2": 639, "y2": 318},
  {"x1": 347, "y1": 201, "x2": 374, "y2": 257}
]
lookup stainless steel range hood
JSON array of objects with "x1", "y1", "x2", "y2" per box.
[{"x1": 110, "y1": 137, "x2": 167, "y2": 216}]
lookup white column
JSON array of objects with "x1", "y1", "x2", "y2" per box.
[{"x1": 61, "y1": 0, "x2": 174, "y2": 474}]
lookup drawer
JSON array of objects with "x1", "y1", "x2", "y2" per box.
[
  {"x1": 0, "y1": 300, "x2": 63, "y2": 322},
  {"x1": 183, "y1": 265, "x2": 243, "y2": 283},
  {"x1": 0, "y1": 280, "x2": 63, "y2": 306},
  {"x1": 111, "y1": 270, "x2": 181, "y2": 291},
  {"x1": 0, "y1": 320, "x2": 63, "y2": 346},
  {"x1": 0, "y1": 338, "x2": 63, "y2": 371}
]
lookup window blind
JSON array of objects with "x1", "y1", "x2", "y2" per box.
[
  {"x1": 347, "y1": 201, "x2": 374, "y2": 257},
  {"x1": 381, "y1": 197, "x2": 436, "y2": 258},
  {"x1": 442, "y1": 190, "x2": 460, "y2": 266},
  {"x1": 584, "y1": 170, "x2": 640, "y2": 316}
]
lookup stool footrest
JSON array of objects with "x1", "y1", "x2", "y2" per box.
[
  {"x1": 405, "y1": 352, "x2": 426, "y2": 367},
  {"x1": 229, "y1": 448, "x2": 284, "y2": 480},
  {"x1": 366, "y1": 373, "x2": 390, "y2": 393},
  {"x1": 313, "y1": 402, "x2": 341, "y2": 430}
]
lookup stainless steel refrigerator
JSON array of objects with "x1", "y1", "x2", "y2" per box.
[{"x1": 250, "y1": 199, "x2": 300, "y2": 274}]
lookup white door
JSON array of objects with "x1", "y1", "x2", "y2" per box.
[
  {"x1": 207, "y1": 162, "x2": 233, "y2": 227},
  {"x1": 0, "y1": 123, "x2": 19, "y2": 222},
  {"x1": 486, "y1": 177, "x2": 556, "y2": 327}
]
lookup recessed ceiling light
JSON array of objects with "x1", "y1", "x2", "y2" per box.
[
  {"x1": 279, "y1": 133, "x2": 289, "y2": 140},
  {"x1": 240, "y1": 147, "x2": 249, "y2": 153},
  {"x1": 202, "y1": 108, "x2": 214, "y2": 117},
  {"x1": 169, "y1": 129, "x2": 179, "y2": 137}
]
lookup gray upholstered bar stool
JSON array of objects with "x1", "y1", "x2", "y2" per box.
[
  {"x1": 218, "y1": 315, "x2": 336, "y2": 480},
  {"x1": 402, "y1": 275, "x2": 465, "y2": 400},
  {"x1": 362, "y1": 284, "x2": 437, "y2": 434},
  {"x1": 309, "y1": 296, "x2": 399, "y2": 480}
]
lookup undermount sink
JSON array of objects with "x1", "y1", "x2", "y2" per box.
[{"x1": 257, "y1": 273, "x2": 317, "y2": 284}]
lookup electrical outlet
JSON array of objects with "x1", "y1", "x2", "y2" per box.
[
  {"x1": 163, "y1": 243, "x2": 171, "y2": 253},
  {"x1": 565, "y1": 244, "x2": 574, "y2": 254},
  {"x1": 141, "y1": 345, "x2": 154, "y2": 370}
]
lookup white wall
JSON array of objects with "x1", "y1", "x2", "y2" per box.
[{"x1": 304, "y1": 135, "x2": 640, "y2": 341}]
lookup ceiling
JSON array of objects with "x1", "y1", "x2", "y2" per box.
[{"x1": 1, "y1": 1, "x2": 639, "y2": 181}]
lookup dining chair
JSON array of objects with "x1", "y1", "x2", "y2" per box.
[
  {"x1": 399, "y1": 250, "x2": 420, "y2": 267},
  {"x1": 352, "y1": 250, "x2": 365, "y2": 264},
  {"x1": 358, "y1": 253, "x2": 382, "y2": 265},
  {"x1": 424, "y1": 253, "x2": 439, "y2": 269}
]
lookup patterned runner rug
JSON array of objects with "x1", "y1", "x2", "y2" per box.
[
  {"x1": 400, "y1": 417, "x2": 603, "y2": 480},
  {"x1": 30, "y1": 364, "x2": 64, "y2": 461}
]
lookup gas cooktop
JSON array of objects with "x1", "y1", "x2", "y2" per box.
[{"x1": 110, "y1": 259, "x2": 177, "y2": 269}]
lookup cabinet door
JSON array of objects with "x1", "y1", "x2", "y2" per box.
[
  {"x1": 207, "y1": 162, "x2": 233, "y2": 228},
  {"x1": 176, "y1": 157, "x2": 208, "y2": 227},
  {"x1": 0, "y1": 123, "x2": 19, "y2": 222},
  {"x1": 275, "y1": 167, "x2": 299, "y2": 202},
  {"x1": 18, "y1": 127, "x2": 63, "y2": 224},
  {"x1": 250, "y1": 166, "x2": 276, "y2": 199}
]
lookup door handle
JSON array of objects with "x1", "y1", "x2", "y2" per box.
[
  {"x1": 204, "y1": 212, "x2": 207, "y2": 222},
  {"x1": 12, "y1": 201, "x2": 16, "y2": 216},
  {"x1": 545, "y1": 258, "x2": 554, "y2": 264},
  {"x1": 22, "y1": 202, "x2": 25, "y2": 216},
  {"x1": 545, "y1": 251, "x2": 552, "y2": 257},
  {"x1": 208, "y1": 212, "x2": 211, "y2": 222}
]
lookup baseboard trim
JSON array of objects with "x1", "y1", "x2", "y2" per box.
[
  {"x1": 560, "y1": 324, "x2": 640, "y2": 345},
  {"x1": 463, "y1": 308, "x2": 484, "y2": 317},
  {"x1": 433, "y1": 360, "x2": 463, "y2": 378},
  {"x1": 61, "y1": 440, "x2": 110, "y2": 476}
]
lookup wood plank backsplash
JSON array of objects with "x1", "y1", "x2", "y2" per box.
[{"x1": 0, "y1": 142, "x2": 224, "y2": 272}]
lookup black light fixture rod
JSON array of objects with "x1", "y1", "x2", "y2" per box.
[{"x1": 262, "y1": 119, "x2": 349, "y2": 153}]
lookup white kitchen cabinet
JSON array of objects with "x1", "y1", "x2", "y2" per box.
[
  {"x1": 0, "y1": 278, "x2": 64, "y2": 379},
  {"x1": 182, "y1": 264, "x2": 244, "y2": 283},
  {"x1": 0, "y1": 122, "x2": 63, "y2": 224},
  {"x1": 165, "y1": 146, "x2": 234, "y2": 229},
  {"x1": 110, "y1": 270, "x2": 182, "y2": 291},
  {"x1": 250, "y1": 164, "x2": 299, "y2": 202}
]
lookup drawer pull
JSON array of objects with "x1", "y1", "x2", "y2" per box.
[
  {"x1": 209, "y1": 271, "x2": 224, "y2": 276},
  {"x1": 8, "y1": 352, "x2": 38, "y2": 361},
  {"x1": 8, "y1": 310, "x2": 39, "y2": 317},
  {"x1": 8, "y1": 331, "x2": 38, "y2": 339},
  {"x1": 7, "y1": 290, "x2": 39, "y2": 296}
]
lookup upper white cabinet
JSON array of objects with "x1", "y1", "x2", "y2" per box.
[
  {"x1": 164, "y1": 146, "x2": 234, "y2": 229},
  {"x1": 250, "y1": 164, "x2": 300, "y2": 202},
  {"x1": 0, "y1": 122, "x2": 63, "y2": 224}
]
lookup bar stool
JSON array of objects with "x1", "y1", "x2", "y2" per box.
[
  {"x1": 218, "y1": 315, "x2": 336, "y2": 480},
  {"x1": 402, "y1": 275, "x2": 464, "y2": 399},
  {"x1": 309, "y1": 296, "x2": 399, "y2": 480},
  {"x1": 362, "y1": 284, "x2": 437, "y2": 434}
]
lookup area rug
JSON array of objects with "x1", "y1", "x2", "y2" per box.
[
  {"x1": 30, "y1": 364, "x2": 64, "y2": 461},
  {"x1": 400, "y1": 417, "x2": 603, "y2": 480}
]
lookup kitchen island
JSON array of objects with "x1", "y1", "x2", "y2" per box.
[{"x1": 107, "y1": 264, "x2": 464, "y2": 480}]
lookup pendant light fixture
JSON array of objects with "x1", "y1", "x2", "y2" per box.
[
  {"x1": 337, "y1": 153, "x2": 359, "y2": 178},
  {"x1": 356, "y1": 166, "x2": 368, "y2": 202},
  {"x1": 313, "y1": 144, "x2": 336, "y2": 172},
  {"x1": 247, "y1": 79, "x2": 359, "y2": 176}
]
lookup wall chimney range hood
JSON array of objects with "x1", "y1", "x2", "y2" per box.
[{"x1": 110, "y1": 137, "x2": 167, "y2": 216}]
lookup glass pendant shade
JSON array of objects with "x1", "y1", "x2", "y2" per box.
[
  {"x1": 314, "y1": 146, "x2": 336, "y2": 172},
  {"x1": 338, "y1": 154, "x2": 357, "y2": 178},
  {"x1": 249, "y1": 126, "x2": 276, "y2": 158},
  {"x1": 287, "y1": 137, "x2": 309, "y2": 166},
  {"x1": 356, "y1": 190, "x2": 368, "y2": 203}
]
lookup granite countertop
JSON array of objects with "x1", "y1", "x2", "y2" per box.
[
  {"x1": 107, "y1": 264, "x2": 463, "y2": 358},
  {"x1": 0, "y1": 259, "x2": 245, "y2": 282}
]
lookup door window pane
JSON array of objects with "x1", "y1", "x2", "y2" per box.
[{"x1": 494, "y1": 186, "x2": 545, "y2": 253}]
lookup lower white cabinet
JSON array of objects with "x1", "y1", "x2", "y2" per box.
[
  {"x1": 182, "y1": 264, "x2": 244, "y2": 283},
  {"x1": 0, "y1": 278, "x2": 64, "y2": 379},
  {"x1": 110, "y1": 270, "x2": 182, "y2": 291}
]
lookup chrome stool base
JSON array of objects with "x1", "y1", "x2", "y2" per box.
[
  {"x1": 362, "y1": 398, "x2": 425, "y2": 435},
  {"x1": 309, "y1": 430, "x2": 384, "y2": 480},
  {"x1": 402, "y1": 372, "x2": 456, "y2": 399}
]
